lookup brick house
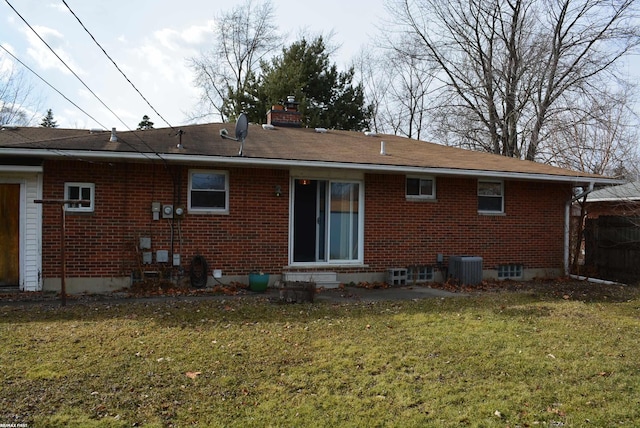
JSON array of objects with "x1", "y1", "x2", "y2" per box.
[{"x1": 0, "y1": 116, "x2": 618, "y2": 293}]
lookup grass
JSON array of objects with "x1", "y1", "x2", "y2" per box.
[{"x1": 1, "y1": 287, "x2": 639, "y2": 427}]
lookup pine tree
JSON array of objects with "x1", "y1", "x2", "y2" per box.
[
  {"x1": 238, "y1": 37, "x2": 371, "y2": 131},
  {"x1": 137, "y1": 115, "x2": 154, "y2": 130},
  {"x1": 40, "y1": 109, "x2": 58, "y2": 128}
]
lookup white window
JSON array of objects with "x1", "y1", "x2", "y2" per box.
[
  {"x1": 64, "y1": 182, "x2": 94, "y2": 212},
  {"x1": 478, "y1": 180, "x2": 504, "y2": 213},
  {"x1": 188, "y1": 170, "x2": 229, "y2": 213},
  {"x1": 406, "y1": 176, "x2": 436, "y2": 199}
]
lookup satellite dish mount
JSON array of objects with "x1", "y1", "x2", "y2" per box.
[{"x1": 219, "y1": 113, "x2": 249, "y2": 156}]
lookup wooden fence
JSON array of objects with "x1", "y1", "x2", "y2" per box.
[{"x1": 584, "y1": 215, "x2": 640, "y2": 284}]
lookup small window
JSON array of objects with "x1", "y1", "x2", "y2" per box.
[
  {"x1": 407, "y1": 265, "x2": 434, "y2": 283},
  {"x1": 406, "y1": 177, "x2": 435, "y2": 199},
  {"x1": 188, "y1": 170, "x2": 229, "y2": 213},
  {"x1": 478, "y1": 180, "x2": 503, "y2": 213},
  {"x1": 64, "y1": 182, "x2": 94, "y2": 212},
  {"x1": 498, "y1": 264, "x2": 523, "y2": 279}
]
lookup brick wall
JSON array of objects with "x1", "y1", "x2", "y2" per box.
[
  {"x1": 41, "y1": 160, "x2": 571, "y2": 283},
  {"x1": 42, "y1": 161, "x2": 289, "y2": 279},
  {"x1": 364, "y1": 174, "x2": 571, "y2": 270},
  {"x1": 266, "y1": 110, "x2": 302, "y2": 127}
]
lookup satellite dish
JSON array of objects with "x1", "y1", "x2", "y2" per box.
[
  {"x1": 235, "y1": 113, "x2": 248, "y2": 156},
  {"x1": 235, "y1": 113, "x2": 248, "y2": 141},
  {"x1": 219, "y1": 113, "x2": 249, "y2": 156}
]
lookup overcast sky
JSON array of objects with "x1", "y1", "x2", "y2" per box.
[{"x1": 1, "y1": 0, "x2": 386, "y2": 129}]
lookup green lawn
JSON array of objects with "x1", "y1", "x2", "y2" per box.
[{"x1": 1, "y1": 287, "x2": 639, "y2": 427}]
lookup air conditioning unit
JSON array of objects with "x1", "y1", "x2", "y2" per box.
[{"x1": 449, "y1": 256, "x2": 483, "y2": 285}]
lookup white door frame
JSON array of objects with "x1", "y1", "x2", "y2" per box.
[{"x1": 0, "y1": 167, "x2": 43, "y2": 291}]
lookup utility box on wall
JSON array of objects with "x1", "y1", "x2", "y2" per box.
[{"x1": 448, "y1": 256, "x2": 483, "y2": 286}]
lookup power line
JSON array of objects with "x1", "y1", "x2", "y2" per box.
[
  {"x1": 3, "y1": 0, "x2": 170, "y2": 161},
  {"x1": 61, "y1": 0, "x2": 176, "y2": 132},
  {"x1": 4, "y1": 0, "x2": 132, "y2": 132},
  {"x1": 0, "y1": 44, "x2": 108, "y2": 130},
  {"x1": 1, "y1": 44, "x2": 161, "y2": 162}
]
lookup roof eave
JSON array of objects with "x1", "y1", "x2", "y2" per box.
[{"x1": 0, "y1": 148, "x2": 619, "y2": 186}]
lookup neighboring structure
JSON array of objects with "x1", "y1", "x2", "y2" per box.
[
  {"x1": 581, "y1": 181, "x2": 640, "y2": 283},
  {"x1": 0, "y1": 117, "x2": 619, "y2": 293},
  {"x1": 584, "y1": 181, "x2": 640, "y2": 218}
]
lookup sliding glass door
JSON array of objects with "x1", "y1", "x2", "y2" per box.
[{"x1": 292, "y1": 178, "x2": 362, "y2": 264}]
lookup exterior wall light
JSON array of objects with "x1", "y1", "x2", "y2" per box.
[{"x1": 275, "y1": 185, "x2": 282, "y2": 197}]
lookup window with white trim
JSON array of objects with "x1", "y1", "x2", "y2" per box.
[
  {"x1": 291, "y1": 178, "x2": 364, "y2": 264},
  {"x1": 64, "y1": 182, "x2": 94, "y2": 212},
  {"x1": 188, "y1": 170, "x2": 229, "y2": 213},
  {"x1": 478, "y1": 180, "x2": 504, "y2": 213},
  {"x1": 406, "y1": 176, "x2": 436, "y2": 199}
]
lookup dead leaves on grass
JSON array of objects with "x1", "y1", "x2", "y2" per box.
[
  {"x1": 185, "y1": 371, "x2": 201, "y2": 379},
  {"x1": 128, "y1": 280, "x2": 248, "y2": 298}
]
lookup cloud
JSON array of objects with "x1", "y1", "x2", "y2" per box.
[
  {"x1": 0, "y1": 43, "x2": 17, "y2": 74},
  {"x1": 127, "y1": 21, "x2": 212, "y2": 86},
  {"x1": 153, "y1": 20, "x2": 214, "y2": 51},
  {"x1": 47, "y1": 2, "x2": 67, "y2": 13},
  {"x1": 22, "y1": 25, "x2": 85, "y2": 75}
]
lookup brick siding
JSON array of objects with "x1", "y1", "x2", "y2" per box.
[
  {"x1": 364, "y1": 174, "x2": 570, "y2": 270},
  {"x1": 41, "y1": 160, "x2": 571, "y2": 282}
]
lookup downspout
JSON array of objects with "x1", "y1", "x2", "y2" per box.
[{"x1": 564, "y1": 181, "x2": 594, "y2": 275}]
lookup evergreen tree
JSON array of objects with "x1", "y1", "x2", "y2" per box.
[
  {"x1": 241, "y1": 37, "x2": 371, "y2": 131},
  {"x1": 40, "y1": 109, "x2": 58, "y2": 128},
  {"x1": 137, "y1": 115, "x2": 154, "y2": 130}
]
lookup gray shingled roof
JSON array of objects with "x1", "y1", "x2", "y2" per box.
[
  {"x1": 586, "y1": 181, "x2": 640, "y2": 202},
  {"x1": 0, "y1": 123, "x2": 619, "y2": 185}
]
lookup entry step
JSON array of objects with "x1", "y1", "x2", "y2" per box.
[{"x1": 282, "y1": 271, "x2": 340, "y2": 288}]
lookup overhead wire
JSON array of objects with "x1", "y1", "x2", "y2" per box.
[
  {"x1": 3, "y1": 0, "x2": 175, "y2": 162},
  {"x1": 2, "y1": 0, "x2": 192, "y2": 169},
  {"x1": 61, "y1": 0, "x2": 177, "y2": 132},
  {"x1": 0, "y1": 44, "x2": 108, "y2": 130},
  {"x1": 3, "y1": 0, "x2": 135, "y2": 133}
]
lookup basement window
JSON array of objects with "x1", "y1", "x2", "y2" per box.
[
  {"x1": 407, "y1": 265, "x2": 434, "y2": 283},
  {"x1": 188, "y1": 170, "x2": 229, "y2": 213},
  {"x1": 498, "y1": 264, "x2": 523, "y2": 279},
  {"x1": 478, "y1": 180, "x2": 504, "y2": 213},
  {"x1": 64, "y1": 182, "x2": 94, "y2": 212},
  {"x1": 406, "y1": 176, "x2": 435, "y2": 199}
]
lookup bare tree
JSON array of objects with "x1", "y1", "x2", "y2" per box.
[
  {"x1": 352, "y1": 49, "x2": 389, "y2": 134},
  {"x1": 353, "y1": 42, "x2": 435, "y2": 139},
  {"x1": 0, "y1": 60, "x2": 40, "y2": 126},
  {"x1": 385, "y1": 47, "x2": 435, "y2": 140},
  {"x1": 188, "y1": 0, "x2": 282, "y2": 123},
  {"x1": 541, "y1": 85, "x2": 640, "y2": 178},
  {"x1": 385, "y1": 0, "x2": 640, "y2": 161}
]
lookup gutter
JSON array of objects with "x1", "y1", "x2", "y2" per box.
[
  {"x1": 564, "y1": 182, "x2": 595, "y2": 276},
  {"x1": 0, "y1": 165, "x2": 43, "y2": 173},
  {"x1": 0, "y1": 148, "x2": 621, "y2": 186}
]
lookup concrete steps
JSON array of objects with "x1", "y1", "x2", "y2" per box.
[{"x1": 282, "y1": 271, "x2": 340, "y2": 288}]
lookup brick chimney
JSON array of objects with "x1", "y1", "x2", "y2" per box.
[{"x1": 266, "y1": 96, "x2": 302, "y2": 127}]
